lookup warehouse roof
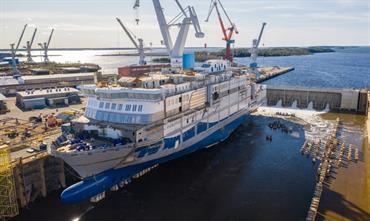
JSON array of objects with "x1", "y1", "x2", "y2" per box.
[{"x1": 17, "y1": 87, "x2": 80, "y2": 98}]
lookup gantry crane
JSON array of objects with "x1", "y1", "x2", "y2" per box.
[
  {"x1": 38, "y1": 29, "x2": 54, "y2": 63},
  {"x1": 250, "y1": 22, "x2": 267, "y2": 69},
  {"x1": 116, "y1": 17, "x2": 146, "y2": 65},
  {"x1": 25, "y1": 28, "x2": 37, "y2": 63},
  {"x1": 205, "y1": 0, "x2": 238, "y2": 63},
  {"x1": 152, "y1": 0, "x2": 204, "y2": 67},
  {"x1": 10, "y1": 24, "x2": 27, "y2": 76}
]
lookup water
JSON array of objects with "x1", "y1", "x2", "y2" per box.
[
  {"x1": 26, "y1": 47, "x2": 370, "y2": 89},
  {"x1": 12, "y1": 47, "x2": 369, "y2": 221},
  {"x1": 235, "y1": 47, "x2": 370, "y2": 89},
  {"x1": 15, "y1": 116, "x2": 316, "y2": 221}
]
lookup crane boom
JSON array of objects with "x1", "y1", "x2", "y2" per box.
[
  {"x1": 116, "y1": 17, "x2": 146, "y2": 65},
  {"x1": 116, "y1": 18, "x2": 139, "y2": 49},
  {"x1": 174, "y1": 0, "x2": 187, "y2": 17},
  {"x1": 256, "y1": 22, "x2": 266, "y2": 48},
  {"x1": 15, "y1": 24, "x2": 28, "y2": 51},
  {"x1": 205, "y1": 0, "x2": 237, "y2": 62},
  {"x1": 217, "y1": 0, "x2": 233, "y2": 28},
  {"x1": 30, "y1": 28, "x2": 37, "y2": 47},
  {"x1": 214, "y1": 2, "x2": 228, "y2": 40},
  {"x1": 153, "y1": 0, "x2": 173, "y2": 56},
  {"x1": 250, "y1": 22, "x2": 267, "y2": 69},
  {"x1": 26, "y1": 28, "x2": 38, "y2": 63},
  {"x1": 205, "y1": 1, "x2": 215, "y2": 22},
  {"x1": 133, "y1": 0, "x2": 139, "y2": 9},
  {"x1": 152, "y1": 0, "x2": 204, "y2": 67},
  {"x1": 46, "y1": 29, "x2": 54, "y2": 48}
]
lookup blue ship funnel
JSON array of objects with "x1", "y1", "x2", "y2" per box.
[{"x1": 183, "y1": 53, "x2": 195, "y2": 70}]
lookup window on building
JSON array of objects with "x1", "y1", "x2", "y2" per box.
[
  {"x1": 118, "y1": 104, "x2": 123, "y2": 111},
  {"x1": 111, "y1": 103, "x2": 116, "y2": 110},
  {"x1": 138, "y1": 105, "x2": 143, "y2": 112},
  {"x1": 99, "y1": 102, "x2": 104, "y2": 108},
  {"x1": 125, "y1": 104, "x2": 132, "y2": 111},
  {"x1": 132, "y1": 105, "x2": 137, "y2": 112},
  {"x1": 105, "y1": 102, "x2": 110, "y2": 109}
]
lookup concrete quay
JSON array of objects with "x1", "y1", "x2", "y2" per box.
[{"x1": 256, "y1": 66, "x2": 294, "y2": 83}]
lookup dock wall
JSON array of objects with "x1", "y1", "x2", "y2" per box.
[
  {"x1": 366, "y1": 92, "x2": 370, "y2": 213},
  {"x1": 12, "y1": 154, "x2": 65, "y2": 208},
  {"x1": 266, "y1": 85, "x2": 369, "y2": 114}
]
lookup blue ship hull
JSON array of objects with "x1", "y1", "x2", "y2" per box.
[{"x1": 61, "y1": 113, "x2": 249, "y2": 203}]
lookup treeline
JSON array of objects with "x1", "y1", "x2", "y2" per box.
[
  {"x1": 216, "y1": 46, "x2": 335, "y2": 57},
  {"x1": 151, "y1": 46, "x2": 336, "y2": 63}
]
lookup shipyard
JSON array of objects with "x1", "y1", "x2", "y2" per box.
[{"x1": 1, "y1": 0, "x2": 369, "y2": 221}]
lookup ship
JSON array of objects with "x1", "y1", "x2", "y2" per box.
[
  {"x1": 49, "y1": 59, "x2": 266, "y2": 203},
  {"x1": 48, "y1": 0, "x2": 266, "y2": 204}
]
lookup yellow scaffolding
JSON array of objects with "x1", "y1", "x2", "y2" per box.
[{"x1": 0, "y1": 145, "x2": 18, "y2": 218}]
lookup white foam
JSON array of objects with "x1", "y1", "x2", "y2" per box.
[
  {"x1": 253, "y1": 105, "x2": 335, "y2": 144},
  {"x1": 291, "y1": 100, "x2": 298, "y2": 109}
]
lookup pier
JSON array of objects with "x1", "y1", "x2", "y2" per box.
[{"x1": 256, "y1": 66, "x2": 295, "y2": 83}]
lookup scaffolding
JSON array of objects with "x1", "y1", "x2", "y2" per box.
[{"x1": 0, "y1": 145, "x2": 18, "y2": 218}]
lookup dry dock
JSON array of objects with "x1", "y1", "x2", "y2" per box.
[
  {"x1": 0, "y1": 99, "x2": 87, "y2": 219},
  {"x1": 316, "y1": 92, "x2": 370, "y2": 221}
]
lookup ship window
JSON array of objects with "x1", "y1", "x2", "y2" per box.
[
  {"x1": 111, "y1": 103, "x2": 116, "y2": 110},
  {"x1": 118, "y1": 104, "x2": 123, "y2": 111},
  {"x1": 138, "y1": 105, "x2": 143, "y2": 112},
  {"x1": 105, "y1": 102, "x2": 110, "y2": 109},
  {"x1": 132, "y1": 105, "x2": 137, "y2": 112},
  {"x1": 99, "y1": 102, "x2": 104, "y2": 108},
  {"x1": 125, "y1": 104, "x2": 132, "y2": 111}
]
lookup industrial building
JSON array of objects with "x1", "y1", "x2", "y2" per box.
[
  {"x1": 0, "y1": 72, "x2": 117, "y2": 95},
  {"x1": 16, "y1": 87, "x2": 80, "y2": 110}
]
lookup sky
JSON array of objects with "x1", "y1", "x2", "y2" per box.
[{"x1": 0, "y1": 0, "x2": 369, "y2": 49}]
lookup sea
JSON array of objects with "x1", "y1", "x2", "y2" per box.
[{"x1": 13, "y1": 47, "x2": 370, "y2": 221}]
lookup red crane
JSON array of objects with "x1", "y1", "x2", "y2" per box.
[{"x1": 205, "y1": 0, "x2": 238, "y2": 63}]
